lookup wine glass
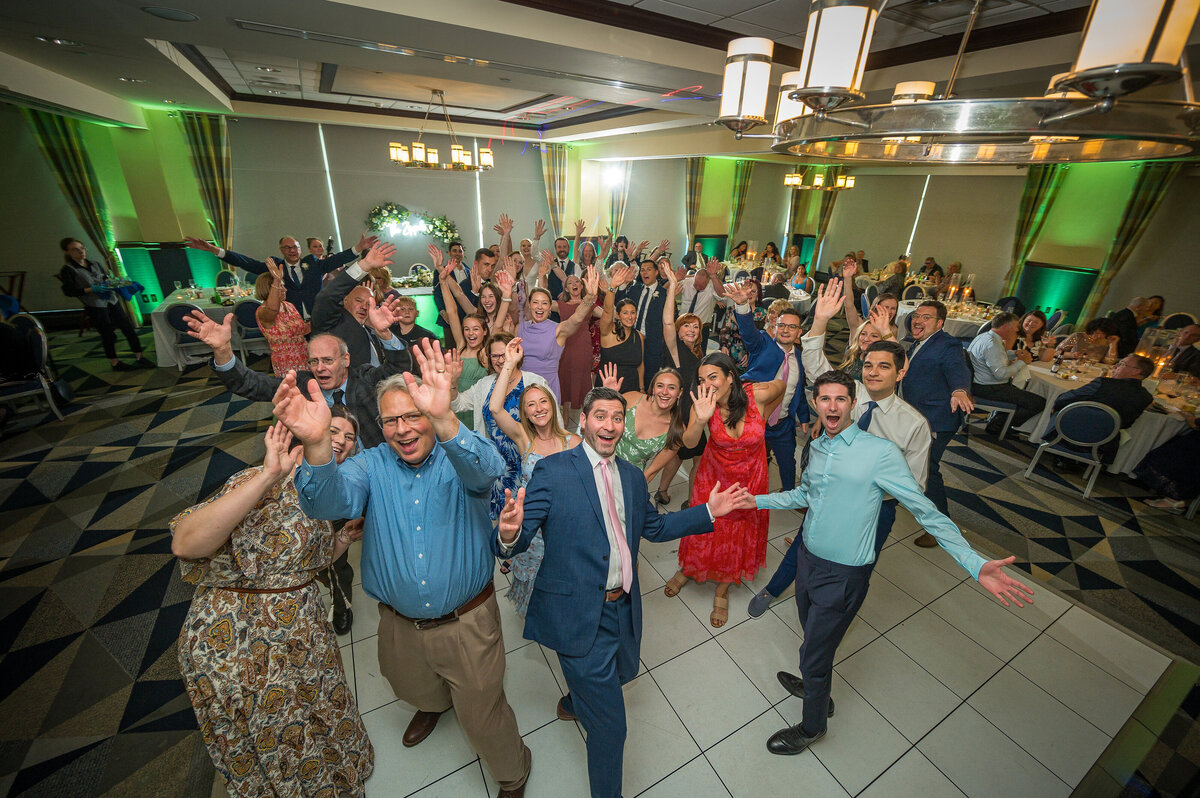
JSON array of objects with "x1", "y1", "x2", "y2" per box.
[{"x1": 173, "y1": 280, "x2": 182, "y2": 295}]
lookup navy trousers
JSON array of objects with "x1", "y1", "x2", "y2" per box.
[
  {"x1": 924, "y1": 430, "x2": 956, "y2": 515},
  {"x1": 764, "y1": 419, "x2": 799, "y2": 491},
  {"x1": 765, "y1": 499, "x2": 897, "y2": 598},
  {"x1": 557, "y1": 596, "x2": 638, "y2": 798},
  {"x1": 795, "y1": 546, "x2": 872, "y2": 735}
]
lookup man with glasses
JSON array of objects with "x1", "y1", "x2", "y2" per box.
[
  {"x1": 901, "y1": 300, "x2": 974, "y2": 547},
  {"x1": 277, "y1": 340, "x2": 532, "y2": 798}
]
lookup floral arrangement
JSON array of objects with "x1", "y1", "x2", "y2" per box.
[{"x1": 365, "y1": 203, "x2": 460, "y2": 246}]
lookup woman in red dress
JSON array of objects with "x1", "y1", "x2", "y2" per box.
[{"x1": 665, "y1": 352, "x2": 784, "y2": 627}]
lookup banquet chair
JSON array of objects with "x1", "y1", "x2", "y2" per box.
[
  {"x1": 163, "y1": 303, "x2": 208, "y2": 371},
  {"x1": 902, "y1": 284, "x2": 925, "y2": 301},
  {"x1": 215, "y1": 270, "x2": 238, "y2": 287},
  {"x1": 865, "y1": 283, "x2": 880, "y2": 305},
  {"x1": 860, "y1": 293, "x2": 870, "y2": 320},
  {"x1": 1052, "y1": 323, "x2": 1075, "y2": 337},
  {"x1": 231, "y1": 300, "x2": 271, "y2": 364},
  {"x1": 795, "y1": 276, "x2": 815, "y2": 294},
  {"x1": 994, "y1": 296, "x2": 1026, "y2": 316},
  {"x1": 974, "y1": 320, "x2": 992, "y2": 339},
  {"x1": 959, "y1": 349, "x2": 1017, "y2": 440},
  {"x1": 1162, "y1": 312, "x2": 1196, "y2": 330},
  {"x1": 1022, "y1": 401, "x2": 1120, "y2": 499},
  {"x1": 902, "y1": 312, "x2": 915, "y2": 341},
  {"x1": 1045, "y1": 309, "x2": 1066, "y2": 330},
  {"x1": 0, "y1": 319, "x2": 64, "y2": 421}
]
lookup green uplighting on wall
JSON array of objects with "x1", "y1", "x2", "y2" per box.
[
  {"x1": 116, "y1": 247, "x2": 158, "y2": 318},
  {"x1": 1017, "y1": 261, "x2": 1099, "y2": 327}
]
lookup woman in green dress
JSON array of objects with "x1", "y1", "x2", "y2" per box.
[
  {"x1": 440, "y1": 266, "x2": 490, "y2": 428},
  {"x1": 599, "y1": 363, "x2": 686, "y2": 483}
]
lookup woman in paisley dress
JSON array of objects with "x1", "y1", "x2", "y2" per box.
[
  {"x1": 488, "y1": 336, "x2": 581, "y2": 615},
  {"x1": 171, "y1": 420, "x2": 372, "y2": 797},
  {"x1": 255, "y1": 257, "x2": 310, "y2": 376},
  {"x1": 664, "y1": 353, "x2": 785, "y2": 628},
  {"x1": 598, "y1": 363, "x2": 685, "y2": 483}
]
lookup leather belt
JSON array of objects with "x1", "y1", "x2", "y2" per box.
[
  {"x1": 388, "y1": 581, "x2": 495, "y2": 630},
  {"x1": 605, "y1": 587, "x2": 626, "y2": 602},
  {"x1": 216, "y1": 576, "x2": 315, "y2": 594}
]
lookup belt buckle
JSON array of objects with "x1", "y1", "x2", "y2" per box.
[{"x1": 413, "y1": 615, "x2": 454, "y2": 631}]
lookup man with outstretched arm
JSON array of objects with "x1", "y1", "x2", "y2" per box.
[{"x1": 753, "y1": 369, "x2": 1034, "y2": 756}]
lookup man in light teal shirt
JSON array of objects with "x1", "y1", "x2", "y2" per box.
[{"x1": 755, "y1": 370, "x2": 1034, "y2": 756}]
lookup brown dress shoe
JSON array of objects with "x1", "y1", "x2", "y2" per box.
[
  {"x1": 403, "y1": 709, "x2": 444, "y2": 747},
  {"x1": 497, "y1": 784, "x2": 526, "y2": 798},
  {"x1": 913, "y1": 532, "x2": 938, "y2": 548},
  {"x1": 556, "y1": 696, "x2": 577, "y2": 721}
]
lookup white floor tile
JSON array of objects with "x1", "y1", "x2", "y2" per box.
[
  {"x1": 706, "y1": 710, "x2": 849, "y2": 798},
  {"x1": 404, "y1": 762, "x2": 489, "y2": 798},
  {"x1": 716, "y1": 610, "x2": 802, "y2": 703},
  {"x1": 872, "y1": 543, "x2": 963, "y2": 605},
  {"x1": 1010, "y1": 636, "x2": 1144, "y2": 736},
  {"x1": 351, "y1": 636, "x2": 402, "y2": 714},
  {"x1": 767, "y1": 508, "x2": 803, "y2": 541},
  {"x1": 637, "y1": 556, "x2": 665, "y2": 595},
  {"x1": 361, "y1": 701, "x2": 479, "y2": 797},
  {"x1": 502, "y1": 641, "x2": 562, "y2": 736},
  {"x1": 1045, "y1": 606, "x2": 1170, "y2": 695},
  {"x1": 968, "y1": 666, "x2": 1111, "y2": 788},
  {"x1": 858, "y1": 748, "x2": 965, "y2": 798},
  {"x1": 927, "y1": 582, "x2": 1039, "y2": 660},
  {"x1": 776, "y1": 674, "x2": 911, "y2": 796},
  {"x1": 637, "y1": 588, "x2": 713, "y2": 668},
  {"x1": 675, "y1": 577, "x2": 763, "y2": 636},
  {"x1": 538, "y1": 644, "x2": 569, "y2": 697},
  {"x1": 637, "y1": 539, "x2": 684, "y2": 582},
  {"x1": 886, "y1": 608, "x2": 1005, "y2": 699},
  {"x1": 516, "y1": 721, "x2": 590, "y2": 798},
  {"x1": 854, "y1": 574, "x2": 922, "y2": 633},
  {"x1": 918, "y1": 704, "x2": 1070, "y2": 798},
  {"x1": 350, "y1": 596, "x2": 381, "y2": 644},
  {"x1": 836, "y1": 637, "x2": 961, "y2": 743},
  {"x1": 636, "y1": 755, "x2": 730, "y2": 798},
  {"x1": 906, "y1": 532, "x2": 973, "y2": 579},
  {"x1": 621, "y1": 674, "x2": 702, "y2": 797},
  {"x1": 966, "y1": 564, "x2": 1070, "y2": 630},
  {"x1": 652, "y1": 638, "x2": 770, "y2": 750},
  {"x1": 769, "y1": 602, "x2": 880, "y2": 665}
]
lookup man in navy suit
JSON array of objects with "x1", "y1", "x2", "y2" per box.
[
  {"x1": 728, "y1": 283, "x2": 810, "y2": 490},
  {"x1": 496, "y1": 387, "x2": 754, "y2": 798},
  {"x1": 616, "y1": 259, "x2": 669, "y2": 379},
  {"x1": 900, "y1": 300, "x2": 974, "y2": 546},
  {"x1": 185, "y1": 232, "x2": 376, "y2": 317}
]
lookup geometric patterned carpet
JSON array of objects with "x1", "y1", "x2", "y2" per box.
[{"x1": 1, "y1": 327, "x2": 1198, "y2": 796}]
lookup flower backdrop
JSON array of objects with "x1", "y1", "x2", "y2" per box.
[{"x1": 366, "y1": 202, "x2": 460, "y2": 245}]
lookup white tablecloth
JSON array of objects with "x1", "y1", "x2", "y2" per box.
[
  {"x1": 788, "y1": 288, "x2": 813, "y2": 315},
  {"x1": 1017, "y1": 364, "x2": 1188, "y2": 475},
  {"x1": 151, "y1": 292, "x2": 238, "y2": 367},
  {"x1": 896, "y1": 301, "x2": 986, "y2": 339}
]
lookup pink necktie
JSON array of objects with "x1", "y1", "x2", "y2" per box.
[
  {"x1": 599, "y1": 459, "x2": 633, "y2": 593},
  {"x1": 768, "y1": 351, "x2": 790, "y2": 425}
]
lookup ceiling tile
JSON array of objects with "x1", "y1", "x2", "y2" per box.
[
  {"x1": 719, "y1": 18, "x2": 787, "y2": 39},
  {"x1": 774, "y1": 35, "x2": 805, "y2": 49},
  {"x1": 658, "y1": 0, "x2": 768, "y2": 15},
  {"x1": 731, "y1": 0, "x2": 808, "y2": 35},
  {"x1": 635, "y1": 0, "x2": 721, "y2": 25}
]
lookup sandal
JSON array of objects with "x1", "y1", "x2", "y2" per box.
[
  {"x1": 499, "y1": 560, "x2": 512, "y2": 574},
  {"x1": 663, "y1": 571, "x2": 689, "y2": 598},
  {"x1": 783, "y1": 536, "x2": 794, "y2": 547},
  {"x1": 653, "y1": 490, "x2": 671, "y2": 506},
  {"x1": 711, "y1": 595, "x2": 729, "y2": 628}
]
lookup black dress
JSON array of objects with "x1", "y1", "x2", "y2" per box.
[
  {"x1": 1135, "y1": 428, "x2": 1200, "y2": 501},
  {"x1": 597, "y1": 330, "x2": 643, "y2": 392},
  {"x1": 672, "y1": 337, "x2": 707, "y2": 459}
]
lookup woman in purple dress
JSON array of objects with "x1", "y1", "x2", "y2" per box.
[{"x1": 515, "y1": 256, "x2": 598, "y2": 401}]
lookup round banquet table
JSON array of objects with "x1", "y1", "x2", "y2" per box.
[
  {"x1": 1016, "y1": 364, "x2": 1189, "y2": 476},
  {"x1": 788, "y1": 288, "x2": 813, "y2": 315},
  {"x1": 896, "y1": 301, "x2": 987, "y2": 339}
]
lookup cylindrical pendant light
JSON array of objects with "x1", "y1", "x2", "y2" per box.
[
  {"x1": 1055, "y1": 0, "x2": 1200, "y2": 97},
  {"x1": 791, "y1": 0, "x2": 882, "y2": 111},
  {"x1": 389, "y1": 142, "x2": 409, "y2": 164},
  {"x1": 718, "y1": 37, "x2": 774, "y2": 133},
  {"x1": 426, "y1": 148, "x2": 439, "y2": 166},
  {"x1": 892, "y1": 81, "x2": 936, "y2": 104},
  {"x1": 479, "y1": 148, "x2": 494, "y2": 169},
  {"x1": 411, "y1": 141, "x2": 426, "y2": 164},
  {"x1": 773, "y1": 70, "x2": 812, "y2": 135}
]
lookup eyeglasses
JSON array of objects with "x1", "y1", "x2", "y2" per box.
[
  {"x1": 308, "y1": 356, "x2": 341, "y2": 368},
  {"x1": 377, "y1": 412, "x2": 424, "y2": 429},
  {"x1": 776, "y1": 322, "x2": 801, "y2": 331},
  {"x1": 911, "y1": 313, "x2": 939, "y2": 322}
]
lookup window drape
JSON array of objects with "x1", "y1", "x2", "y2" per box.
[
  {"x1": 683, "y1": 157, "x2": 705, "y2": 245},
  {"x1": 539, "y1": 143, "x2": 569, "y2": 237},
  {"x1": 727, "y1": 159, "x2": 754, "y2": 242},
  {"x1": 178, "y1": 112, "x2": 234, "y2": 249},
  {"x1": 999, "y1": 164, "x2": 1067, "y2": 296},
  {"x1": 608, "y1": 160, "x2": 633, "y2": 234}
]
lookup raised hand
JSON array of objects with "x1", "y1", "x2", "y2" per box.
[
  {"x1": 427, "y1": 243, "x2": 445, "y2": 274},
  {"x1": 977, "y1": 556, "x2": 1035, "y2": 607},
  {"x1": 582, "y1": 266, "x2": 600, "y2": 298},
  {"x1": 538, "y1": 249, "x2": 553, "y2": 278},
  {"x1": 404, "y1": 338, "x2": 453, "y2": 420},
  {"x1": 635, "y1": 239, "x2": 650, "y2": 254},
  {"x1": 599, "y1": 362, "x2": 624, "y2": 391},
  {"x1": 443, "y1": 347, "x2": 463, "y2": 383},
  {"x1": 361, "y1": 242, "x2": 395, "y2": 271},
  {"x1": 184, "y1": 310, "x2": 233, "y2": 351},
  {"x1": 366, "y1": 294, "x2": 397, "y2": 333},
  {"x1": 841, "y1": 257, "x2": 858, "y2": 280},
  {"x1": 724, "y1": 281, "x2": 754, "y2": 306},
  {"x1": 496, "y1": 269, "x2": 515, "y2": 299},
  {"x1": 184, "y1": 236, "x2": 219, "y2": 254},
  {"x1": 609, "y1": 264, "x2": 634, "y2": 289},
  {"x1": 504, "y1": 336, "x2": 524, "y2": 369},
  {"x1": 574, "y1": 219, "x2": 586, "y2": 238},
  {"x1": 497, "y1": 213, "x2": 514, "y2": 235},
  {"x1": 705, "y1": 256, "x2": 720, "y2": 276},
  {"x1": 261, "y1": 421, "x2": 298, "y2": 482},
  {"x1": 706, "y1": 480, "x2": 756, "y2": 517},
  {"x1": 498, "y1": 487, "x2": 525, "y2": 541},
  {"x1": 272, "y1": 371, "x2": 332, "y2": 446},
  {"x1": 868, "y1": 300, "x2": 891, "y2": 334},
  {"x1": 813, "y1": 278, "x2": 843, "y2": 322},
  {"x1": 691, "y1": 384, "x2": 717, "y2": 423},
  {"x1": 658, "y1": 238, "x2": 670, "y2": 253},
  {"x1": 659, "y1": 259, "x2": 677, "y2": 285},
  {"x1": 265, "y1": 257, "x2": 284, "y2": 283},
  {"x1": 533, "y1": 219, "x2": 547, "y2": 239},
  {"x1": 602, "y1": 226, "x2": 612, "y2": 246},
  {"x1": 356, "y1": 232, "x2": 379, "y2": 252}
]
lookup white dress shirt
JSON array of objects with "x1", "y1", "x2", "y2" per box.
[
  {"x1": 582, "y1": 442, "x2": 627, "y2": 590},
  {"x1": 800, "y1": 333, "x2": 932, "y2": 489},
  {"x1": 678, "y1": 277, "x2": 718, "y2": 324},
  {"x1": 776, "y1": 342, "x2": 802, "y2": 413}
]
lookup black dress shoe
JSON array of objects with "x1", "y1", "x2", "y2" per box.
[
  {"x1": 134, "y1": 357, "x2": 157, "y2": 369},
  {"x1": 332, "y1": 605, "x2": 353, "y2": 636},
  {"x1": 767, "y1": 724, "x2": 825, "y2": 755},
  {"x1": 111, "y1": 361, "x2": 134, "y2": 371},
  {"x1": 776, "y1": 672, "x2": 834, "y2": 716}
]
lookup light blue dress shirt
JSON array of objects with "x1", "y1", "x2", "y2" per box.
[
  {"x1": 967, "y1": 329, "x2": 1023, "y2": 385},
  {"x1": 295, "y1": 421, "x2": 505, "y2": 617},
  {"x1": 212, "y1": 333, "x2": 401, "y2": 374},
  {"x1": 755, "y1": 425, "x2": 986, "y2": 579}
]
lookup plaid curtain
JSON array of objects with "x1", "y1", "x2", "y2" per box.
[
  {"x1": 608, "y1": 160, "x2": 633, "y2": 234},
  {"x1": 999, "y1": 164, "x2": 1066, "y2": 296},
  {"x1": 179, "y1": 112, "x2": 234, "y2": 249},
  {"x1": 539, "y1": 143, "x2": 569, "y2": 237},
  {"x1": 684, "y1": 157, "x2": 705, "y2": 244},
  {"x1": 727, "y1": 159, "x2": 754, "y2": 241},
  {"x1": 785, "y1": 166, "x2": 812, "y2": 244},
  {"x1": 814, "y1": 165, "x2": 843, "y2": 261},
  {"x1": 1080, "y1": 162, "x2": 1182, "y2": 320},
  {"x1": 23, "y1": 108, "x2": 140, "y2": 323}
]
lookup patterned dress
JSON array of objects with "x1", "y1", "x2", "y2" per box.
[
  {"x1": 615, "y1": 399, "x2": 669, "y2": 471},
  {"x1": 259, "y1": 301, "x2": 309, "y2": 375},
  {"x1": 173, "y1": 468, "x2": 373, "y2": 797},
  {"x1": 505, "y1": 452, "x2": 544, "y2": 616},
  {"x1": 679, "y1": 383, "x2": 769, "y2": 583},
  {"x1": 484, "y1": 375, "x2": 526, "y2": 519}
]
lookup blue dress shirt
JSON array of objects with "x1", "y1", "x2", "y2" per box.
[
  {"x1": 755, "y1": 425, "x2": 986, "y2": 579},
  {"x1": 294, "y1": 422, "x2": 505, "y2": 617},
  {"x1": 967, "y1": 330, "x2": 1023, "y2": 385}
]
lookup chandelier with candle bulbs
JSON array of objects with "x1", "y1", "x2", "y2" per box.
[
  {"x1": 389, "y1": 89, "x2": 494, "y2": 171},
  {"x1": 717, "y1": 0, "x2": 1200, "y2": 165}
]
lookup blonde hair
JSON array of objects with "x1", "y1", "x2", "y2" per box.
[
  {"x1": 254, "y1": 273, "x2": 273, "y2": 302},
  {"x1": 840, "y1": 320, "x2": 889, "y2": 369},
  {"x1": 518, "y1": 384, "x2": 570, "y2": 450},
  {"x1": 368, "y1": 267, "x2": 393, "y2": 304},
  {"x1": 767, "y1": 299, "x2": 792, "y2": 317}
]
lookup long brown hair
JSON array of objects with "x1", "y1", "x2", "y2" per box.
[
  {"x1": 644, "y1": 367, "x2": 687, "y2": 451},
  {"x1": 517, "y1": 383, "x2": 571, "y2": 452}
]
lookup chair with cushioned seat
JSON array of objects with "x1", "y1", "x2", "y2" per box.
[
  {"x1": 0, "y1": 319, "x2": 64, "y2": 420},
  {"x1": 231, "y1": 300, "x2": 271, "y2": 364},
  {"x1": 1022, "y1": 400, "x2": 1121, "y2": 498},
  {"x1": 163, "y1": 303, "x2": 209, "y2": 371}
]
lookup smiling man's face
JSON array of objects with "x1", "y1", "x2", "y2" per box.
[{"x1": 581, "y1": 399, "x2": 626, "y2": 458}]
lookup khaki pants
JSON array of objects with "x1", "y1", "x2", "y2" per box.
[{"x1": 377, "y1": 594, "x2": 531, "y2": 791}]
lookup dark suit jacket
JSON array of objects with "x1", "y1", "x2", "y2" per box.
[
  {"x1": 221, "y1": 248, "x2": 359, "y2": 316},
  {"x1": 1168, "y1": 345, "x2": 1200, "y2": 378},
  {"x1": 495, "y1": 446, "x2": 712, "y2": 658},
  {"x1": 735, "y1": 307, "x2": 810, "y2": 429},
  {"x1": 1107, "y1": 308, "x2": 1139, "y2": 359},
  {"x1": 432, "y1": 265, "x2": 471, "y2": 334},
  {"x1": 212, "y1": 347, "x2": 412, "y2": 449},
  {"x1": 311, "y1": 268, "x2": 391, "y2": 369},
  {"x1": 617, "y1": 279, "x2": 669, "y2": 376},
  {"x1": 1051, "y1": 376, "x2": 1152, "y2": 462},
  {"x1": 900, "y1": 329, "x2": 973, "y2": 433}
]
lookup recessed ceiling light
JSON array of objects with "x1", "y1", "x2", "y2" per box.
[
  {"x1": 141, "y1": 6, "x2": 199, "y2": 21},
  {"x1": 119, "y1": 77, "x2": 147, "y2": 83},
  {"x1": 35, "y1": 36, "x2": 81, "y2": 47},
  {"x1": 265, "y1": 90, "x2": 286, "y2": 95},
  {"x1": 255, "y1": 66, "x2": 280, "y2": 73},
  {"x1": 162, "y1": 98, "x2": 178, "y2": 104},
  {"x1": 499, "y1": 77, "x2": 511, "y2": 83}
]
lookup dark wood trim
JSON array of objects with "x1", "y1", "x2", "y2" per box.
[{"x1": 173, "y1": 43, "x2": 235, "y2": 97}]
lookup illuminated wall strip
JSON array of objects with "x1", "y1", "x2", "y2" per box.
[
  {"x1": 473, "y1": 139, "x2": 484, "y2": 248},
  {"x1": 906, "y1": 174, "x2": 931, "y2": 257},
  {"x1": 317, "y1": 123, "x2": 344, "y2": 249}
]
